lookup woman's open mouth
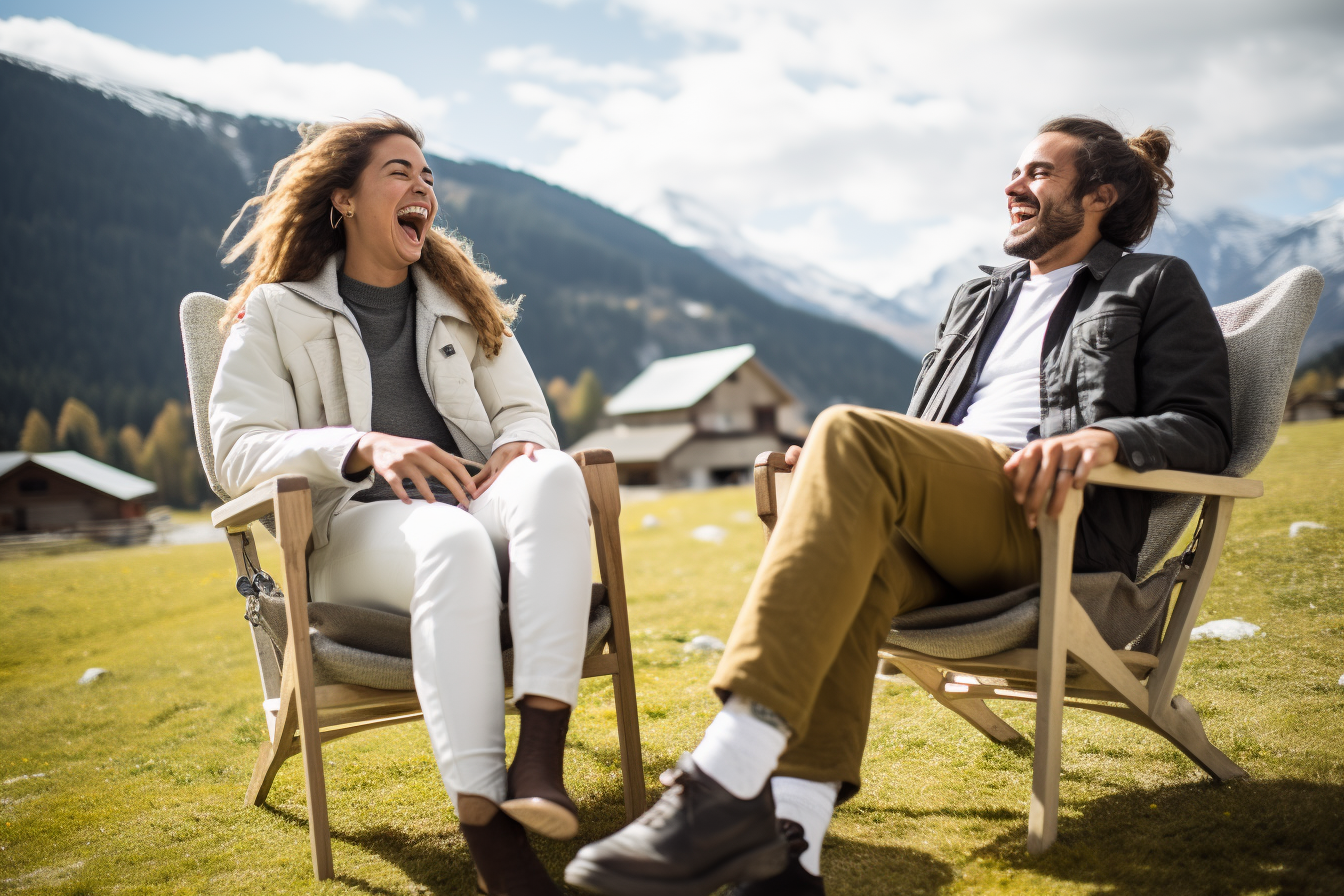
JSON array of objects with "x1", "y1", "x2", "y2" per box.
[{"x1": 397, "y1": 204, "x2": 429, "y2": 244}]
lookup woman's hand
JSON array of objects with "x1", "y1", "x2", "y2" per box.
[
  {"x1": 1003, "y1": 428, "x2": 1119, "y2": 528},
  {"x1": 345, "y1": 432, "x2": 478, "y2": 506},
  {"x1": 782, "y1": 444, "x2": 802, "y2": 469},
  {"x1": 472, "y1": 441, "x2": 542, "y2": 494}
]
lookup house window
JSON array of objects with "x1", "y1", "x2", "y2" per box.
[
  {"x1": 753, "y1": 406, "x2": 777, "y2": 433},
  {"x1": 18, "y1": 477, "x2": 49, "y2": 494}
]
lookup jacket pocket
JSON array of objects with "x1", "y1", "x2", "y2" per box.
[
  {"x1": 303, "y1": 338, "x2": 351, "y2": 426},
  {"x1": 1074, "y1": 310, "x2": 1141, "y2": 351}
]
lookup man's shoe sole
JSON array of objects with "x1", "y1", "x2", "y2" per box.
[
  {"x1": 500, "y1": 797, "x2": 579, "y2": 840},
  {"x1": 564, "y1": 836, "x2": 789, "y2": 896}
]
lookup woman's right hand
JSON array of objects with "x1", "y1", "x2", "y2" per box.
[
  {"x1": 344, "y1": 432, "x2": 478, "y2": 506},
  {"x1": 783, "y1": 444, "x2": 802, "y2": 469}
]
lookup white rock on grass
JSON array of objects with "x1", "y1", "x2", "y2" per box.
[
  {"x1": 1338, "y1": 674, "x2": 1344, "y2": 687},
  {"x1": 685, "y1": 635, "x2": 726, "y2": 653},
  {"x1": 641, "y1": 514, "x2": 660, "y2": 529},
  {"x1": 691, "y1": 525, "x2": 728, "y2": 545},
  {"x1": 77, "y1": 668, "x2": 109, "y2": 685},
  {"x1": 1289, "y1": 521, "x2": 1327, "y2": 538},
  {"x1": 1190, "y1": 619, "x2": 1261, "y2": 641}
]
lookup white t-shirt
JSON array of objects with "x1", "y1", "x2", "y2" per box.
[{"x1": 957, "y1": 263, "x2": 1084, "y2": 449}]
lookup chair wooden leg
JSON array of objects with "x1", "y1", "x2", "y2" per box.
[
  {"x1": 612, "y1": 663, "x2": 647, "y2": 821},
  {"x1": 1028, "y1": 488, "x2": 1082, "y2": 855},
  {"x1": 246, "y1": 683, "x2": 299, "y2": 806},
  {"x1": 889, "y1": 657, "x2": 1022, "y2": 744},
  {"x1": 273, "y1": 482, "x2": 333, "y2": 881},
  {"x1": 1157, "y1": 695, "x2": 1248, "y2": 782}
]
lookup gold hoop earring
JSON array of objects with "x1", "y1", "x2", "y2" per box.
[{"x1": 329, "y1": 205, "x2": 342, "y2": 229}]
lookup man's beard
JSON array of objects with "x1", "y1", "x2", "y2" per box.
[{"x1": 1003, "y1": 196, "x2": 1085, "y2": 260}]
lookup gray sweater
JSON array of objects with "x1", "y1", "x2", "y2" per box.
[{"x1": 339, "y1": 270, "x2": 462, "y2": 503}]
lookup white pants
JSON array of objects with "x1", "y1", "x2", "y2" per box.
[{"x1": 308, "y1": 449, "x2": 592, "y2": 807}]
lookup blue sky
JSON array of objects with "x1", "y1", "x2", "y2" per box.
[{"x1": 2, "y1": 1, "x2": 1342, "y2": 301}]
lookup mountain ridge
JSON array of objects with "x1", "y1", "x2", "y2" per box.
[{"x1": 0, "y1": 54, "x2": 919, "y2": 448}]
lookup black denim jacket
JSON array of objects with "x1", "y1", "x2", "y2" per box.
[{"x1": 908, "y1": 239, "x2": 1233, "y2": 577}]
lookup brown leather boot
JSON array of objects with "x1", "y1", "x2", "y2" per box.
[
  {"x1": 461, "y1": 808, "x2": 562, "y2": 895},
  {"x1": 501, "y1": 702, "x2": 579, "y2": 840}
]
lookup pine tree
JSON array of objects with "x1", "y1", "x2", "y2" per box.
[
  {"x1": 141, "y1": 400, "x2": 200, "y2": 507},
  {"x1": 118, "y1": 425, "x2": 145, "y2": 474},
  {"x1": 17, "y1": 409, "x2": 52, "y2": 453},
  {"x1": 562, "y1": 369, "x2": 605, "y2": 445},
  {"x1": 55, "y1": 398, "x2": 105, "y2": 460}
]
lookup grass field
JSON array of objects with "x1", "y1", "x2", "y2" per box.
[{"x1": 3, "y1": 419, "x2": 1343, "y2": 895}]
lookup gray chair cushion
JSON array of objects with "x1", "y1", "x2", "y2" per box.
[
  {"x1": 886, "y1": 558, "x2": 1181, "y2": 660},
  {"x1": 889, "y1": 266, "x2": 1324, "y2": 660},
  {"x1": 254, "y1": 582, "x2": 613, "y2": 691}
]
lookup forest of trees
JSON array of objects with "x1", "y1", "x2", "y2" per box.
[
  {"x1": 17, "y1": 397, "x2": 205, "y2": 508},
  {"x1": 0, "y1": 55, "x2": 920, "y2": 455}
]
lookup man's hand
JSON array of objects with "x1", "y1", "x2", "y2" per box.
[
  {"x1": 1003, "y1": 428, "x2": 1119, "y2": 528},
  {"x1": 782, "y1": 444, "x2": 802, "y2": 469},
  {"x1": 471, "y1": 441, "x2": 542, "y2": 494},
  {"x1": 345, "y1": 432, "x2": 478, "y2": 506}
]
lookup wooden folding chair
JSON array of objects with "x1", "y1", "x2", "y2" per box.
[
  {"x1": 751, "y1": 265, "x2": 1323, "y2": 854},
  {"x1": 181, "y1": 294, "x2": 646, "y2": 881}
]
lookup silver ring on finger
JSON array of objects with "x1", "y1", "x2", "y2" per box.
[{"x1": 1057, "y1": 467, "x2": 1076, "y2": 476}]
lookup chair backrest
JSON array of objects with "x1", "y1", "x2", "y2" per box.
[
  {"x1": 179, "y1": 292, "x2": 232, "y2": 502},
  {"x1": 1135, "y1": 265, "x2": 1324, "y2": 578}
]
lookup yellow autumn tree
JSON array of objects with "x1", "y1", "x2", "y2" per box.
[
  {"x1": 55, "y1": 398, "x2": 105, "y2": 460},
  {"x1": 17, "y1": 409, "x2": 53, "y2": 453}
]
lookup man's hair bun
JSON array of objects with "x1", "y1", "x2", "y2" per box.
[{"x1": 1128, "y1": 127, "x2": 1173, "y2": 169}]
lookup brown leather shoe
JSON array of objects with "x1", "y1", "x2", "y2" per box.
[
  {"x1": 502, "y1": 702, "x2": 579, "y2": 840},
  {"x1": 461, "y1": 809, "x2": 562, "y2": 895}
]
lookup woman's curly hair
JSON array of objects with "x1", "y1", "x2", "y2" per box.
[{"x1": 219, "y1": 115, "x2": 517, "y2": 356}]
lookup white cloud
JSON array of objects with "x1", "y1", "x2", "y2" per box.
[
  {"x1": 493, "y1": 0, "x2": 1344, "y2": 299},
  {"x1": 0, "y1": 16, "x2": 452, "y2": 144},
  {"x1": 456, "y1": 1, "x2": 478, "y2": 22},
  {"x1": 293, "y1": 0, "x2": 417, "y2": 24},
  {"x1": 295, "y1": 0, "x2": 373, "y2": 19},
  {"x1": 487, "y1": 45, "x2": 654, "y2": 87}
]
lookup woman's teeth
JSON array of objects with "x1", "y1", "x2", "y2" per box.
[{"x1": 398, "y1": 206, "x2": 428, "y2": 242}]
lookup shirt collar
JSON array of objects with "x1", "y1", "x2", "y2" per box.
[
  {"x1": 280, "y1": 251, "x2": 474, "y2": 326},
  {"x1": 977, "y1": 238, "x2": 1124, "y2": 281}
]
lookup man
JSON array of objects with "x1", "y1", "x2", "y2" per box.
[{"x1": 566, "y1": 116, "x2": 1232, "y2": 896}]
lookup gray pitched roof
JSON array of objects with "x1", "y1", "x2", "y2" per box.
[
  {"x1": 605, "y1": 344, "x2": 760, "y2": 416},
  {"x1": 0, "y1": 451, "x2": 157, "y2": 500},
  {"x1": 566, "y1": 423, "x2": 697, "y2": 464}
]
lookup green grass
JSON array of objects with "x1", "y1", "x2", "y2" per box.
[{"x1": 3, "y1": 420, "x2": 1344, "y2": 894}]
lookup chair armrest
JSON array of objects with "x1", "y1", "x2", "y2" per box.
[
  {"x1": 573, "y1": 448, "x2": 615, "y2": 466},
  {"x1": 1087, "y1": 464, "x2": 1261, "y2": 498},
  {"x1": 754, "y1": 451, "x2": 792, "y2": 534},
  {"x1": 211, "y1": 474, "x2": 311, "y2": 530}
]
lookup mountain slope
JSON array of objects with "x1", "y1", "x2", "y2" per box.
[{"x1": 0, "y1": 55, "x2": 919, "y2": 448}]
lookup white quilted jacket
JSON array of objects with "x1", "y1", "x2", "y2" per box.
[{"x1": 209, "y1": 253, "x2": 558, "y2": 548}]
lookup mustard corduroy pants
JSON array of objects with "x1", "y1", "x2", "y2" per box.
[{"x1": 710, "y1": 406, "x2": 1040, "y2": 790}]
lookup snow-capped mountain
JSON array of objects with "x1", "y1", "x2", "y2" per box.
[
  {"x1": 670, "y1": 188, "x2": 1344, "y2": 364},
  {"x1": 647, "y1": 192, "x2": 941, "y2": 358},
  {"x1": 1144, "y1": 201, "x2": 1344, "y2": 361}
]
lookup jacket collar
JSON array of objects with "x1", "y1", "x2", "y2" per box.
[
  {"x1": 280, "y1": 252, "x2": 474, "y2": 326},
  {"x1": 977, "y1": 238, "x2": 1125, "y2": 281}
]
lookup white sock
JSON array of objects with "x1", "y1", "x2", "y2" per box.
[
  {"x1": 690, "y1": 695, "x2": 789, "y2": 799},
  {"x1": 771, "y1": 777, "x2": 840, "y2": 877}
]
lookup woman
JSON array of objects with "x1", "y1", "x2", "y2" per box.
[{"x1": 210, "y1": 116, "x2": 589, "y2": 895}]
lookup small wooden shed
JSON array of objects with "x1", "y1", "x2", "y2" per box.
[{"x1": 0, "y1": 451, "x2": 156, "y2": 533}]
